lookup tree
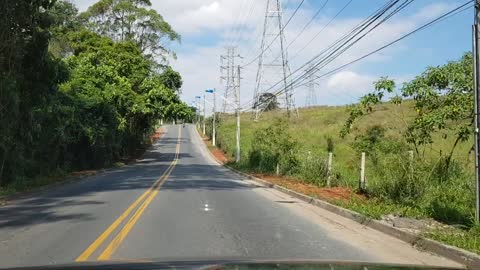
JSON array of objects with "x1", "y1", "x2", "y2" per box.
[
  {"x1": 0, "y1": 0, "x2": 67, "y2": 184},
  {"x1": 340, "y1": 77, "x2": 399, "y2": 138},
  {"x1": 402, "y1": 53, "x2": 473, "y2": 167},
  {"x1": 158, "y1": 66, "x2": 182, "y2": 92},
  {"x1": 48, "y1": 0, "x2": 81, "y2": 57},
  {"x1": 342, "y1": 53, "x2": 473, "y2": 170},
  {"x1": 255, "y1": 93, "x2": 280, "y2": 112},
  {"x1": 0, "y1": 0, "x2": 188, "y2": 186},
  {"x1": 80, "y1": 0, "x2": 180, "y2": 60}
]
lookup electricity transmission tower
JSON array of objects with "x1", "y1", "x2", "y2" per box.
[
  {"x1": 252, "y1": 0, "x2": 297, "y2": 120},
  {"x1": 305, "y1": 66, "x2": 319, "y2": 107},
  {"x1": 220, "y1": 46, "x2": 241, "y2": 113}
]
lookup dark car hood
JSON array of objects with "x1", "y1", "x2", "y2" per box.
[{"x1": 0, "y1": 259, "x2": 463, "y2": 270}]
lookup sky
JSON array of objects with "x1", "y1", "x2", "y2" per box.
[{"x1": 70, "y1": 0, "x2": 473, "y2": 113}]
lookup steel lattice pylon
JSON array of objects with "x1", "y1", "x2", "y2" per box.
[
  {"x1": 252, "y1": 0, "x2": 297, "y2": 121},
  {"x1": 305, "y1": 64, "x2": 319, "y2": 107},
  {"x1": 220, "y1": 46, "x2": 240, "y2": 113}
]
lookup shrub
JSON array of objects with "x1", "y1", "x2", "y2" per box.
[
  {"x1": 424, "y1": 173, "x2": 475, "y2": 226},
  {"x1": 369, "y1": 152, "x2": 428, "y2": 206},
  {"x1": 248, "y1": 118, "x2": 299, "y2": 175},
  {"x1": 352, "y1": 125, "x2": 386, "y2": 165},
  {"x1": 297, "y1": 152, "x2": 329, "y2": 186}
]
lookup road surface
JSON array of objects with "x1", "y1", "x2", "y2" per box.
[{"x1": 0, "y1": 125, "x2": 462, "y2": 268}]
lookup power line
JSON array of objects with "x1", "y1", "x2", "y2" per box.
[
  {"x1": 269, "y1": 0, "x2": 473, "y2": 103},
  {"x1": 290, "y1": 0, "x2": 354, "y2": 60},
  {"x1": 224, "y1": 0, "x2": 250, "y2": 45},
  {"x1": 285, "y1": 0, "x2": 415, "y2": 90},
  {"x1": 241, "y1": 0, "x2": 306, "y2": 68},
  {"x1": 242, "y1": 0, "x2": 404, "y2": 109},
  {"x1": 228, "y1": 0, "x2": 258, "y2": 47},
  {"x1": 269, "y1": 0, "x2": 330, "y2": 64},
  {"x1": 301, "y1": 1, "x2": 473, "y2": 87},
  {"x1": 287, "y1": 0, "x2": 329, "y2": 49}
]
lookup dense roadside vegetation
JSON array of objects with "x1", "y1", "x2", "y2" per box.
[
  {"x1": 208, "y1": 53, "x2": 480, "y2": 253},
  {"x1": 0, "y1": 0, "x2": 194, "y2": 193}
]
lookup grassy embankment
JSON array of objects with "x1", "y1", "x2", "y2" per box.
[{"x1": 206, "y1": 101, "x2": 479, "y2": 254}]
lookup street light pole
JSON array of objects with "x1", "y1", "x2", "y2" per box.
[
  {"x1": 473, "y1": 0, "x2": 480, "y2": 223},
  {"x1": 205, "y1": 89, "x2": 216, "y2": 146},
  {"x1": 213, "y1": 89, "x2": 217, "y2": 146},
  {"x1": 236, "y1": 66, "x2": 241, "y2": 163},
  {"x1": 195, "y1": 96, "x2": 201, "y2": 129},
  {"x1": 203, "y1": 94, "x2": 206, "y2": 135}
]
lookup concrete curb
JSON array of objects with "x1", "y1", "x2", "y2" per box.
[{"x1": 196, "y1": 129, "x2": 480, "y2": 269}]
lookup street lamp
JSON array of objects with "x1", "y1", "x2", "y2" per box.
[
  {"x1": 205, "y1": 89, "x2": 216, "y2": 146},
  {"x1": 195, "y1": 96, "x2": 201, "y2": 129}
]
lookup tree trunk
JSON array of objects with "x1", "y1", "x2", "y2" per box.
[{"x1": 446, "y1": 135, "x2": 463, "y2": 172}]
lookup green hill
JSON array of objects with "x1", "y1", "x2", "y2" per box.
[{"x1": 206, "y1": 101, "x2": 478, "y2": 254}]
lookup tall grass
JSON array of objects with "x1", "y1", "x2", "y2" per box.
[{"x1": 211, "y1": 103, "x2": 475, "y2": 228}]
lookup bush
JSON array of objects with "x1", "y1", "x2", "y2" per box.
[
  {"x1": 248, "y1": 149, "x2": 262, "y2": 170},
  {"x1": 352, "y1": 125, "x2": 386, "y2": 165},
  {"x1": 424, "y1": 173, "x2": 475, "y2": 226},
  {"x1": 297, "y1": 152, "x2": 330, "y2": 186},
  {"x1": 369, "y1": 152, "x2": 428, "y2": 206},
  {"x1": 247, "y1": 118, "x2": 299, "y2": 175}
]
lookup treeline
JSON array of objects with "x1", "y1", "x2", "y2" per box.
[{"x1": 0, "y1": 0, "x2": 194, "y2": 187}]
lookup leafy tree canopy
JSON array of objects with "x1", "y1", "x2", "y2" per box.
[{"x1": 80, "y1": 0, "x2": 180, "y2": 60}]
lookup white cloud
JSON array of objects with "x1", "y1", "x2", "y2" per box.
[
  {"x1": 326, "y1": 71, "x2": 374, "y2": 94},
  {"x1": 69, "y1": 0, "x2": 459, "y2": 108}
]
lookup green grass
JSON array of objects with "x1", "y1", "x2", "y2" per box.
[
  {"x1": 336, "y1": 198, "x2": 427, "y2": 220},
  {"x1": 216, "y1": 101, "x2": 474, "y2": 187},
  {"x1": 425, "y1": 224, "x2": 480, "y2": 254}
]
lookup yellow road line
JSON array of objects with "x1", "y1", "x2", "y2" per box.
[
  {"x1": 75, "y1": 126, "x2": 182, "y2": 262},
  {"x1": 97, "y1": 162, "x2": 176, "y2": 260}
]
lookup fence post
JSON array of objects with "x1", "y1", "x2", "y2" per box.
[
  {"x1": 276, "y1": 163, "x2": 280, "y2": 176},
  {"x1": 327, "y1": 152, "x2": 333, "y2": 187},
  {"x1": 160, "y1": 119, "x2": 163, "y2": 126},
  {"x1": 360, "y1": 152, "x2": 366, "y2": 191}
]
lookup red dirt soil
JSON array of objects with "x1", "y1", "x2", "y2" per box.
[
  {"x1": 199, "y1": 130, "x2": 358, "y2": 203},
  {"x1": 200, "y1": 129, "x2": 358, "y2": 202},
  {"x1": 254, "y1": 174, "x2": 359, "y2": 203},
  {"x1": 149, "y1": 127, "x2": 166, "y2": 144},
  {"x1": 199, "y1": 133, "x2": 230, "y2": 164}
]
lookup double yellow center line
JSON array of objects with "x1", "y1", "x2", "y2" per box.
[{"x1": 76, "y1": 126, "x2": 182, "y2": 262}]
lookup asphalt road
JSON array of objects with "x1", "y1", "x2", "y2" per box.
[{"x1": 0, "y1": 125, "x2": 462, "y2": 269}]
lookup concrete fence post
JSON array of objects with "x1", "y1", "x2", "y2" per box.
[
  {"x1": 327, "y1": 152, "x2": 333, "y2": 187},
  {"x1": 408, "y1": 150, "x2": 414, "y2": 177},
  {"x1": 360, "y1": 152, "x2": 366, "y2": 191}
]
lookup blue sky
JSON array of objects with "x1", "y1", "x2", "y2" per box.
[{"x1": 71, "y1": 0, "x2": 474, "y2": 110}]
